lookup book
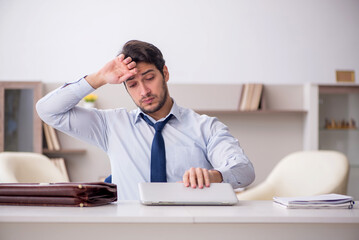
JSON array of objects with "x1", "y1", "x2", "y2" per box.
[
  {"x1": 239, "y1": 84, "x2": 250, "y2": 111},
  {"x1": 48, "y1": 125, "x2": 61, "y2": 151},
  {"x1": 50, "y1": 158, "x2": 70, "y2": 182},
  {"x1": 236, "y1": 84, "x2": 243, "y2": 110},
  {"x1": 239, "y1": 84, "x2": 263, "y2": 111},
  {"x1": 273, "y1": 194, "x2": 355, "y2": 209},
  {"x1": 42, "y1": 122, "x2": 54, "y2": 150},
  {"x1": 249, "y1": 84, "x2": 263, "y2": 111},
  {"x1": 246, "y1": 84, "x2": 255, "y2": 110},
  {"x1": 42, "y1": 122, "x2": 61, "y2": 151}
]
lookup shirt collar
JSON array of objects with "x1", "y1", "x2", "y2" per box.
[{"x1": 134, "y1": 98, "x2": 182, "y2": 125}]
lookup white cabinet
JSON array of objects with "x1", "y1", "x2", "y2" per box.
[{"x1": 318, "y1": 84, "x2": 359, "y2": 199}]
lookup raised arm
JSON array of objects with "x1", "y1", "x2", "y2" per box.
[{"x1": 36, "y1": 55, "x2": 137, "y2": 150}]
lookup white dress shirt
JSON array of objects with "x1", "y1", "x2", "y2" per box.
[{"x1": 36, "y1": 78, "x2": 255, "y2": 200}]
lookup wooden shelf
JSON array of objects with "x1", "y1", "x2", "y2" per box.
[
  {"x1": 319, "y1": 128, "x2": 358, "y2": 132},
  {"x1": 42, "y1": 149, "x2": 86, "y2": 155},
  {"x1": 319, "y1": 84, "x2": 359, "y2": 94},
  {"x1": 170, "y1": 84, "x2": 306, "y2": 115}
]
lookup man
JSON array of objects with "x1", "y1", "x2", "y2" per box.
[{"x1": 36, "y1": 40, "x2": 255, "y2": 200}]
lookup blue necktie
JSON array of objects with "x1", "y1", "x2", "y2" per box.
[{"x1": 141, "y1": 113, "x2": 173, "y2": 182}]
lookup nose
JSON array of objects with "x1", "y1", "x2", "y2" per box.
[{"x1": 139, "y1": 82, "x2": 150, "y2": 97}]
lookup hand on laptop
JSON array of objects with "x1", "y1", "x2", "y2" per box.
[{"x1": 182, "y1": 168, "x2": 223, "y2": 189}]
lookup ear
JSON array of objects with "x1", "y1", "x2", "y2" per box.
[{"x1": 163, "y1": 65, "x2": 169, "y2": 82}]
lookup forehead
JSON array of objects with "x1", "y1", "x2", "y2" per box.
[
  {"x1": 125, "y1": 62, "x2": 158, "y2": 83},
  {"x1": 136, "y1": 62, "x2": 158, "y2": 74}
]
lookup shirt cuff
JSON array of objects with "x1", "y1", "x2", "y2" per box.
[{"x1": 218, "y1": 168, "x2": 241, "y2": 189}]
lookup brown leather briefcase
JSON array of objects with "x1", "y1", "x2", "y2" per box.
[{"x1": 0, "y1": 182, "x2": 117, "y2": 207}]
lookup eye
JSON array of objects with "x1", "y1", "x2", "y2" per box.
[
  {"x1": 128, "y1": 82, "x2": 137, "y2": 88},
  {"x1": 145, "y1": 76, "x2": 154, "y2": 81}
]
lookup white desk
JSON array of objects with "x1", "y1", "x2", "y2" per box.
[{"x1": 1, "y1": 201, "x2": 358, "y2": 240}]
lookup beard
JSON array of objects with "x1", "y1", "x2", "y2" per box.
[{"x1": 137, "y1": 78, "x2": 169, "y2": 115}]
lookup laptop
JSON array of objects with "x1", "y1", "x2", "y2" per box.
[{"x1": 138, "y1": 182, "x2": 238, "y2": 206}]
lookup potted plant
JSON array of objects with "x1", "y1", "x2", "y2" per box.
[{"x1": 83, "y1": 93, "x2": 98, "y2": 108}]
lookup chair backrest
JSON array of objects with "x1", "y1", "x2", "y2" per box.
[
  {"x1": 0, "y1": 152, "x2": 68, "y2": 183},
  {"x1": 266, "y1": 150, "x2": 349, "y2": 197}
]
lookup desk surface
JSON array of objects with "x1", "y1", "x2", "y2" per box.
[{"x1": 1, "y1": 200, "x2": 358, "y2": 224}]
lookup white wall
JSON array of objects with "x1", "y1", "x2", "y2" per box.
[{"x1": 0, "y1": 0, "x2": 358, "y2": 84}]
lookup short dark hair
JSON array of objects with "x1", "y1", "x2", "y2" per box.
[{"x1": 119, "y1": 40, "x2": 166, "y2": 76}]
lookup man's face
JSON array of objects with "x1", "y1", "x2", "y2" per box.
[{"x1": 125, "y1": 62, "x2": 169, "y2": 115}]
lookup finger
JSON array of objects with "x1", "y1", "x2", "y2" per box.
[
  {"x1": 189, "y1": 167, "x2": 197, "y2": 188},
  {"x1": 127, "y1": 61, "x2": 136, "y2": 69},
  {"x1": 130, "y1": 68, "x2": 138, "y2": 75},
  {"x1": 203, "y1": 169, "x2": 210, "y2": 187},
  {"x1": 117, "y1": 54, "x2": 125, "y2": 61},
  {"x1": 119, "y1": 71, "x2": 136, "y2": 83},
  {"x1": 123, "y1": 56, "x2": 132, "y2": 64},
  {"x1": 196, "y1": 168, "x2": 204, "y2": 189},
  {"x1": 183, "y1": 171, "x2": 190, "y2": 187}
]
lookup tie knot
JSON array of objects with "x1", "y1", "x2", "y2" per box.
[
  {"x1": 141, "y1": 113, "x2": 173, "y2": 132},
  {"x1": 154, "y1": 121, "x2": 166, "y2": 132}
]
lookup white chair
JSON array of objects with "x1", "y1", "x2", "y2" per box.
[
  {"x1": 237, "y1": 150, "x2": 349, "y2": 200},
  {"x1": 0, "y1": 152, "x2": 68, "y2": 183}
]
